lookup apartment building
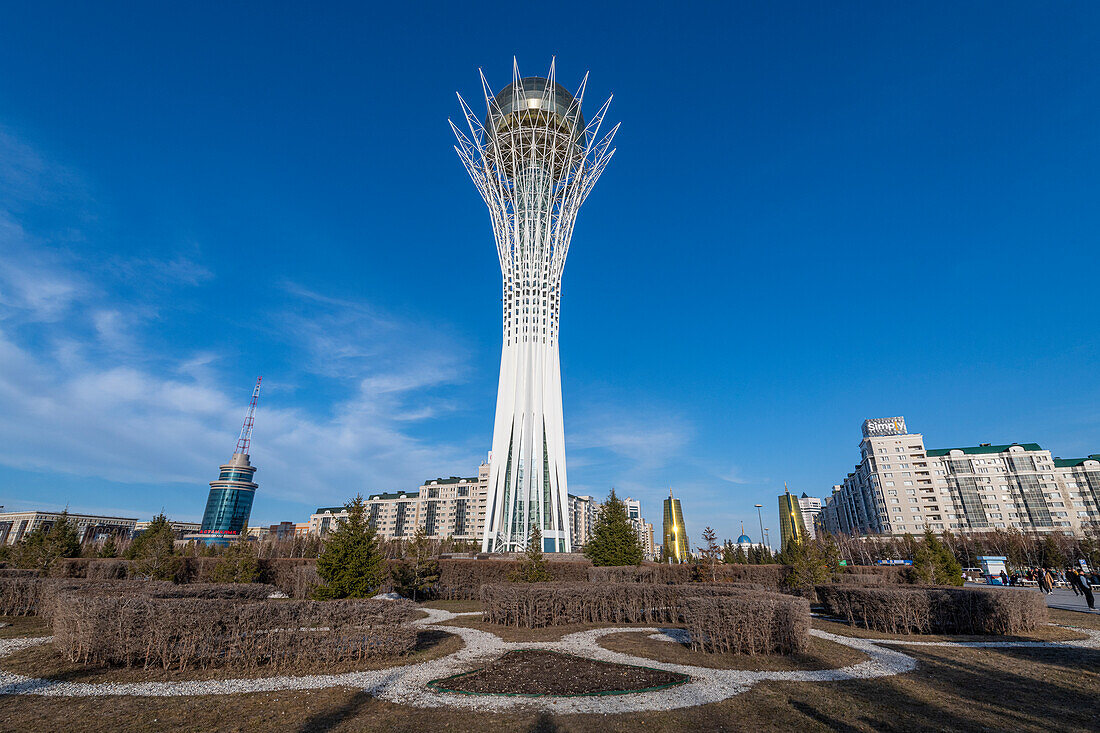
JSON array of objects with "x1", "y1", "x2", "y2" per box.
[
  {"x1": 821, "y1": 417, "x2": 1100, "y2": 537},
  {"x1": 307, "y1": 463, "x2": 660, "y2": 556},
  {"x1": 309, "y1": 463, "x2": 490, "y2": 542},
  {"x1": 568, "y1": 494, "x2": 599, "y2": 549},
  {"x1": 623, "y1": 497, "x2": 656, "y2": 559}
]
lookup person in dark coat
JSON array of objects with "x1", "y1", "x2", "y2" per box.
[
  {"x1": 1067, "y1": 568, "x2": 1081, "y2": 596},
  {"x1": 1070, "y1": 570, "x2": 1095, "y2": 610},
  {"x1": 999, "y1": 569, "x2": 1009, "y2": 586}
]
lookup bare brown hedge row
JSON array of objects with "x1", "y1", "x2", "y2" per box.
[
  {"x1": 45, "y1": 558, "x2": 593, "y2": 599},
  {"x1": 481, "y1": 583, "x2": 809, "y2": 655},
  {"x1": 816, "y1": 585, "x2": 1048, "y2": 635},
  {"x1": 680, "y1": 595, "x2": 810, "y2": 655},
  {"x1": 0, "y1": 568, "x2": 39, "y2": 578},
  {"x1": 587, "y1": 564, "x2": 788, "y2": 587},
  {"x1": 431, "y1": 560, "x2": 590, "y2": 600},
  {"x1": 0, "y1": 578, "x2": 276, "y2": 620},
  {"x1": 53, "y1": 595, "x2": 417, "y2": 671},
  {"x1": 49, "y1": 557, "x2": 314, "y2": 586},
  {"x1": 480, "y1": 582, "x2": 794, "y2": 626},
  {"x1": 586, "y1": 564, "x2": 908, "y2": 588}
]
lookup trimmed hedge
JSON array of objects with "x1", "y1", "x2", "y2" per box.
[
  {"x1": 432, "y1": 559, "x2": 590, "y2": 600},
  {"x1": 481, "y1": 582, "x2": 809, "y2": 655},
  {"x1": 816, "y1": 585, "x2": 1048, "y2": 635},
  {"x1": 53, "y1": 595, "x2": 417, "y2": 671},
  {"x1": 0, "y1": 578, "x2": 276, "y2": 620},
  {"x1": 480, "y1": 582, "x2": 791, "y2": 624},
  {"x1": 0, "y1": 568, "x2": 39, "y2": 578},
  {"x1": 681, "y1": 595, "x2": 809, "y2": 655},
  {"x1": 588, "y1": 564, "x2": 788, "y2": 588},
  {"x1": 42, "y1": 557, "x2": 595, "y2": 600}
]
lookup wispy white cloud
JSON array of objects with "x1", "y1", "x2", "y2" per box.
[{"x1": 0, "y1": 126, "x2": 479, "y2": 514}]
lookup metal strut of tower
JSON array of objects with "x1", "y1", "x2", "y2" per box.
[
  {"x1": 235, "y1": 376, "x2": 262, "y2": 455},
  {"x1": 451, "y1": 60, "x2": 619, "y2": 554}
]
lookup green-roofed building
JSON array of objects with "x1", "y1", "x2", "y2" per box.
[{"x1": 819, "y1": 417, "x2": 1100, "y2": 538}]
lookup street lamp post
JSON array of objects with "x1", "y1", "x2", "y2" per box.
[
  {"x1": 764, "y1": 528, "x2": 771, "y2": 556},
  {"x1": 754, "y1": 504, "x2": 765, "y2": 549}
]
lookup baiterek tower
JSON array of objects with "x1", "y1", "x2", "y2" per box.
[{"x1": 452, "y1": 61, "x2": 618, "y2": 553}]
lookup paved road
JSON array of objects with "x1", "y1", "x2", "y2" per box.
[
  {"x1": 965, "y1": 582, "x2": 1098, "y2": 614},
  {"x1": 1042, "y1": 586, "x2": 1098, "y2": 614}
]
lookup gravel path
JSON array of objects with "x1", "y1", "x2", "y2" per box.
[{"x1": 0, "y1": 607, "x2": 1094, "y2": 713}]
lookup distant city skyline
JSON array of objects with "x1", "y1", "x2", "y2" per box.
[{"x1": 2, "y1": 4, "x2": 1100, "y2": 542}]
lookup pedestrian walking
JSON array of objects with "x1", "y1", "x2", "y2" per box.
[
  {"x1": 1081, "y1": 574, "x2": 1096, "y2": 611},
  {"x1": 1040, "y1": 569, "x2": 1053, "y2": 594},
  {"x1": 1068, "y1": 569, "x2": 1081, "y2": 596},
  {"x1": 999, "y1": 569, "x2": 1009, "y2": 586}
]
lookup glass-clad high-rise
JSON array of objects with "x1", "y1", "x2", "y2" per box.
[
  {"x1": 778, "y1": 486, "x2": 808, "y2": 551},
  {"x1": 196, "y1": 377, "x2": 261, "y2": 544},
  {"x1": 662, "y1": 490, "x2": 689, "y2": 563},
  {"x1": 198, "y1": 452, "x2": 257, "y2": 541}
]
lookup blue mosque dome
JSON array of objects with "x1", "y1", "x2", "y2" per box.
[{"x1": 737, "y1": 534, "x2": 752, "y2": 544}]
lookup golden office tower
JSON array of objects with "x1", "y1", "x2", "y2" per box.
[
  {"x1": 662, "y1": 489, "x2": 689, "y2": 563},
  {"x1": 778, "y1": 483, "x2": 808, "y2": 550}
]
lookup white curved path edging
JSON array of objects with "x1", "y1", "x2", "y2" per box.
[{"x1": 0, "y1": 608, "x2": 1096, "y2": 712}]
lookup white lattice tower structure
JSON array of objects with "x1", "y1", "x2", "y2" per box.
[{"x1": 451, "y1": 60, "x2": 618, "y2": 553}]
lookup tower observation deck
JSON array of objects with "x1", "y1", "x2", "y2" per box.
[{"x1": 452, "y1": 61, "x2": 619, "y2": 553}]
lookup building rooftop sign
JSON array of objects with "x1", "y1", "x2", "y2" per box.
[{"x1": 862, "y1": 416, "x2": 907, "y2": 438}]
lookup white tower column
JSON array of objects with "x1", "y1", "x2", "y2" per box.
[{"x1": 452, "y1": 62, "x2": 618, "y2": 553}]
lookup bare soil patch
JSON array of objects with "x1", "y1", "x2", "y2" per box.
[
  {"x1": 429, "y1": 649, "x2": 688, "y2": 696},
  {"x1": 600, "y1": 631, "x2": 867, "y2": 670},
  {"x1": 0, "y1": 616, "x2": 49, "y2": 639},
  {"x1": 0, "y1": 629, "x2": 461, "y2": 683}
]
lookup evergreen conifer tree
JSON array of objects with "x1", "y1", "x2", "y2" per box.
[
  {"x1": 784, "y1": 537, "x2": 842, "y2": 590},
  {"x1": 391, "y1": 525, "x2": 441, "y2": 600},
  {"x1": 314, "y1": 495, "x2": 385, "y2": 599},
  {"x1": 97, "y1": 536, "x2": 119, "y2": 559},
  {"x1": 583, "y1": 489, "x2": 644, "y2": 566},
  {"x1": 911, "y1": 529, "x2": 963, "y2": 585},
  {"x1": 700, "y1": 526, "x2": 721, "y2": 581},
  {"x1": 211, "y1": 534, "x2": 260, "y2": 583},
  {"x1": 510, "y1": 525, "x2": 552, "y2": 582},
  {"x1": 128, "y1": 513, "x2": 180, "y2": 580},
  {"x1": 16, "y1": 511, "x2": 81, "y2": 573}
]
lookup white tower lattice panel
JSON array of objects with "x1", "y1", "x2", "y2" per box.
[{"x1": 452, "y1": 61, "x2": 618, "y2": 553}]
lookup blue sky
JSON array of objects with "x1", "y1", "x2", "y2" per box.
[{"x1": 1, "y1": 3, "x2": 1099, "y2": 544}]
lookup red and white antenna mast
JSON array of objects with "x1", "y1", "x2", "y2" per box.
[{"x1": 235, "y1": 376, "x2": 262, "y2": 455}]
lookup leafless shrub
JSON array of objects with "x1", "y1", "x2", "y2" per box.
[
  {"x1": 257, "y1": 558, "x2": 317, "y2": 595},
  {"x1": 49, "y1": 558, "x2": 93, "y2": 578},
  {"x1": 680, "y1": 595, "x2": 810, "y2": 655},
  {"x1": 587, "y1": 564, "x2": 789, "y2": 588},
  {"x1": 0, "y1": 578, "x2": 276, "y2": 620},
  {"x1": 86, "y1": 560, "x2": 129, "y2": 580},
  {"x1": 480, "y1": 582, "x2": 795, "y2": 628},
  {"x1": 816, "y1": 585, "x2": 1048, "y2": 634},
  {"x1": 433, "y1": 559, "x2": 590, "y2": 600},
  {"x1": 0, "y1": 568, "x2": 39, "y2": 578},
  {"x1": 0, "y1": 577, "x2": 42, "y2": 616},
  {"x1": 52, "y1": 595, "x2": 417, "y2": 671}
]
